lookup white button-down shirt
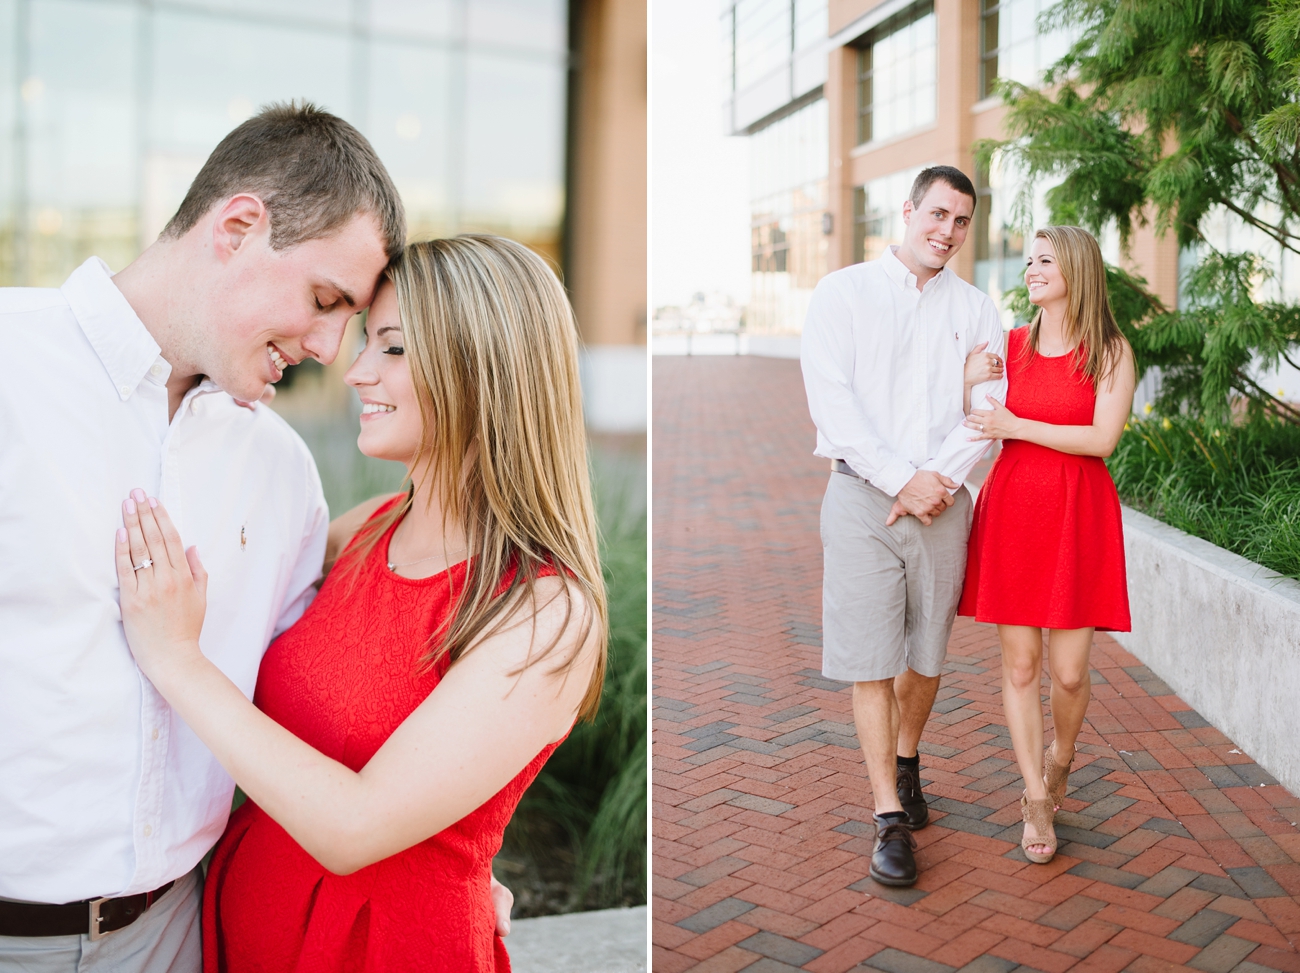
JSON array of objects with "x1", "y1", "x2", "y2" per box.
[
  {"x1": 0, "y1": 258, "x2": 329, "y2": 903},
  {"x1": 801, "y1": 247, "x2": 1009, "y2": 497}
]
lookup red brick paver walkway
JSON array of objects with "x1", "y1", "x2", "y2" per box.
[{"x1": 652, "y1": 356, "x2": 1300, "y2": 973}]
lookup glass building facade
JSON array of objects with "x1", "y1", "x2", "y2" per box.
[
  {"x1": 719, "y1": 0, "x2": 829, "y2": 333},
  {"x1": 979, "y1": 0, "x2": 1075, "y2": 99},
  {"x1": 855, "y1": 2, "x2": 934, "y2": 146},
  {"x1": 0, "y1": 0, "x2": 568, "y2": 288},
  {"x1": 748, "y1": 96, "x2": 827, "y2": 334},
  {"x1": 721, "y1": 0, "x2": 826, "y2": 133},
  {"x1": 852, "y1": 164, "x2": 923, "y2": 266}
]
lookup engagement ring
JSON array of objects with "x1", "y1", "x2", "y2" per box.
[{"x1": 133, "y1": 559, "x2": 153, "y2": 571}]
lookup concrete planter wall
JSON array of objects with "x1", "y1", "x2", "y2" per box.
[{"x1": 1113, "y1": 507, "x2": 1300, "y2": 796}]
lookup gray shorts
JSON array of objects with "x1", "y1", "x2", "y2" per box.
[
  {"x1": 820, "y1": 471, "x2": 972, "y2": 683},
  {"x1": 0, "y1": 868, "x2": 201, "y2": 973}
]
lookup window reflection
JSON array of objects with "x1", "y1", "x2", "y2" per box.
[
  {"x1": 793, "y1": 0, "x2": 826, "y2": 54},
  {"x1": 856, "y1": 2, "x2": 935, "y2": 146},
  {"x1": 973, "y1": 154, "x2": 1061, "y2": 324},
  {"x1": 734, "y1": 0, "x2": 789, "y2": 92},
  {"x1": 467, "y1": 0, "x2": 567, "y2": 55},
  {"x1": 852, "y1": 166, "x2": 923, "y2": 265},
  {"x1": 0, "y1": 0, "x2": 568, "y2": 287},
  {"x1": 979, "y1": 0, "x2": 1075, "y2": 99},
  {"x1": 749, "y1": 97, "x2": 828, "y2": 334},
  {"x1": 463, "y1": 51, "x2": 566, "y2": 266}
]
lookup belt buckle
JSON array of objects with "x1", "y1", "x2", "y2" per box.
[{"x1": 87, "y1": 897, "x2": 110, "y2": 941}]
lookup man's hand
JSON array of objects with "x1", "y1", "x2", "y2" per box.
[
  {"x1": 491, "y1": 874, "x2": 514, "y2": 937},
  {"x1": 885, "y1": 470, "x2": 958, "y2": 526}
]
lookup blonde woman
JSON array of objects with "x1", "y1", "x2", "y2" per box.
[
  {"x1": 112, "y1": 236, "x2": 606, "y2": 972},
  {"x1": 958, "y1": 225, "x2": 1134, "y2": 864}
]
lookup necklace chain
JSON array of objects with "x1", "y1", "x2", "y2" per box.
[{"x1": 387, "y1": 547, "x2": 469, "y2": 571}]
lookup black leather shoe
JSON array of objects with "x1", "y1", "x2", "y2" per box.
[
  {"x1": 870, "y1": 814, "x2": 918, "y2": 886},
  {"x1": 896, "y1": 762, "x2": 929, "y2": 830}
]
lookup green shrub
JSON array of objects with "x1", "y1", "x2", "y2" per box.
[
  {"x1": 1109, "y1": 416, "x2": 1300, "y2": 581},
  {"x1": 505, "y1": 454, "x2": 648, "y2": 910}
]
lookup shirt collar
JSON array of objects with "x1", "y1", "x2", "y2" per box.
[
  {"x1": 61, "y1": 257, "x2": 163, "y2": 402},
  {"x1": 882, "y1": 245, "x2": 951, "y2": 294}
]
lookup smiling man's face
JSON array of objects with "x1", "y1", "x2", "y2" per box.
[
  {"x1": 197, "y1": 210, "x2": 391, "y2": 403},
  {"x1": 898, "y1": 180, "x2": 975, "y2": 280}
]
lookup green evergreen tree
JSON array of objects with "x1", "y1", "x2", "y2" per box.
[{"x1": 979, "y1": 0, "x2": 1300, "y2": 425}]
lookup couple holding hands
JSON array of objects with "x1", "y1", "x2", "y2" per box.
[
  {"x1": 0, "y1": 104, "x2": 603, "y2": 971},
  {"x1": 802, "y1": 165, "x2": 1135, "y2": 886}
]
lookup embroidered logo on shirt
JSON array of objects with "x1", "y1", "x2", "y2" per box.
[{"x1": 240, "y1": 526, "x2": 247, "y2": 551}]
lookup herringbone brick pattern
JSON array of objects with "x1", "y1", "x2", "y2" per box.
[{"x1": 652, "y1": 356, "x2": 1300, "y2": 973}]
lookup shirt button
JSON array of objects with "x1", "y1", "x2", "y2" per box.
[
  {"x1": 150, "y1": 363, "x2": 163, "y2": 377},
  {"x1": 119, "y1": 385, "x2": 131, "y2": 396},
  {"x1": 143, "y1": 825, "x2": 153, "y2": 837},
  {"x1": 151, "y1": 728, "x2": 159, "y2": 740},
  {"x1": 191, "y1": 400, "x2": 202, "y2": 416}
]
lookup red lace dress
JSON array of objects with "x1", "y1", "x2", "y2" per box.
[
  {"x1": 958, "y1": 327, "x2": 1131, "y2": 630},
  {"x1": 202, "y1": 502, "x2": 561, "y2": 972}
]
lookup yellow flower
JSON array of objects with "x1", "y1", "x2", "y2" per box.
[
  {"x1": 1123, "y1": 422, "x2": 1131, "y2": 431},
  {"x1": 1143, "y1": 402, "x2": 1153, "y2": 415},
  {"x1": 1161, "y1": 417, "x2": 1173, "y2": 430}
]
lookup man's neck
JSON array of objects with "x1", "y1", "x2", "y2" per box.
[
  {"x1": 892, "y1": 245, "x2": 942, "y2": 291},
  {"x1": 112, "y1": 241, "x2": 203, "y2": 421}
]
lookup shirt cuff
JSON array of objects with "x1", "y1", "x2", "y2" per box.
[
  {"x1": 919, "y1": 461, "x2": 964, "y2": 494},
  {"x1": 870, "y1": 459, "x2": 919, "y2": 499}
]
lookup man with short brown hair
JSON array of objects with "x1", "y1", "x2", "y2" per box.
[
  {"x1": 802, "y1": 165, "x2": 1007, "y2": 887},
  {"x1": 0, "y1": 103, "x2": 402, "y2": 971}
]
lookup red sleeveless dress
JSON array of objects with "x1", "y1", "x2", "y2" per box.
[
  {"x1": 958, "y1": 327, "x2": 1130, "y2": 630},
  {"x1": 202, "y1": 501, "x2": 561, "y2": 972}
]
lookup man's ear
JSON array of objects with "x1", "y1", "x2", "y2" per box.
[
  {"x1": 211, "y1": 194, "x2": 268, "y2": 262},
  {"x1": 901, "y1": 199, "x2": 914, "y2": 225}
]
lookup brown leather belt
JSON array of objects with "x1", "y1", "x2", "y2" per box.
[{"x1": 0, "y1": 880, "x2": 175, "y2": 940}]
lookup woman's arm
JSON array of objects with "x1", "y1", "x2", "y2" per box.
[
  {"x1": 323, "y1": 492, "x2": 402, "y2": 575},
  {"x1": 116, "y1": 498, "x2": 598, "y2": 876},
  {"x1": 965, "y1": 341, "x2": 1136, "y2": 457}
]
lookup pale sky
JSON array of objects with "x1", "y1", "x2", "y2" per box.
[{"x1": 650, "y1": 0, "x2": 752, "y2": 309}]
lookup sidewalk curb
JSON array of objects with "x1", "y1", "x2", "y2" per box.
[
  {"x1": 507, "y1": 906, "x2": 646, "y2": 973},
  {"x1": 1113, "y1": 505, "x2": 1300, "y2": 795}
]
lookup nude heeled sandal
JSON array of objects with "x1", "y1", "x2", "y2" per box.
[
  {"x1": 1044, "y1": 743, "x2": 1076, "y2": 812},
  {"x1": 1020, "y1": 794, "x2": 1057, "y2": 864}
]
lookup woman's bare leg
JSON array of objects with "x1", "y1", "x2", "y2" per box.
[
  {"x1": 998, "y1": 624, "x2": 1052, "y2": 857},
  {"x1": 1046, "y1": 627, "x2": 1094, "y2": 763}
]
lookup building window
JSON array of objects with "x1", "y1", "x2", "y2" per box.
[
  {"x1": 749, "y1": 98, "x2": 829, "y2": 333},
  {"x1": 0, "y1": 1, "x2": 568, "y2": 288},
  {"x1": 973, "y1": 154, "x2": 1065, "y2": 323},
  {"x1": 734, "y1": 0, "x2": 792, "y2": 92},
  {"x1": 979, "y1": 0, "x2": 1075, "y2": 99},
  {"x1": 856, "y1": 2, "x2": 936, "y2": 146},
  {"x1": 794, "y1": 0, "x2": 827, "y2": 54},
  {"x1": 853, "y1": 166, "x2": 925, "y2": 264}
]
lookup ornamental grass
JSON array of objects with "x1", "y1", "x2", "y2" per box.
[{"x1": 1108, "y1": 416, "x2": 1300, "y2": 583}]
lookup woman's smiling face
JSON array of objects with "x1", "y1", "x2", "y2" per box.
[
  {"x1": 1025, "y1": 235, "x2": 1068, "y2": 307},
  {"x1": 344, "y1": 281, "x2": 423, "y2": 466}
]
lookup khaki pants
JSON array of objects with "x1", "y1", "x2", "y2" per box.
[
  {"x1": 820, "y1": 472, "x2": 972, "y2": 683},
  {"x1": 0, "y1": 869, "x2": 201, "y2": 973}
]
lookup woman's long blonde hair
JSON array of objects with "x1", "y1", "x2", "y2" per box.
[
  {"x1": 1025, "y1": 225, "x2": 1128, "y2": 387},
  {"x1": 342, "y1": 235, "x2": 607, "y2": 721}
]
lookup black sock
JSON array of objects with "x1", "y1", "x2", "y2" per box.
[
  {"x1": 876, "y1": 810, "x2": 908, "y2": 823},
  {"x1": 896, "y1": 753, "x2": 920, "y2": 768}
]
